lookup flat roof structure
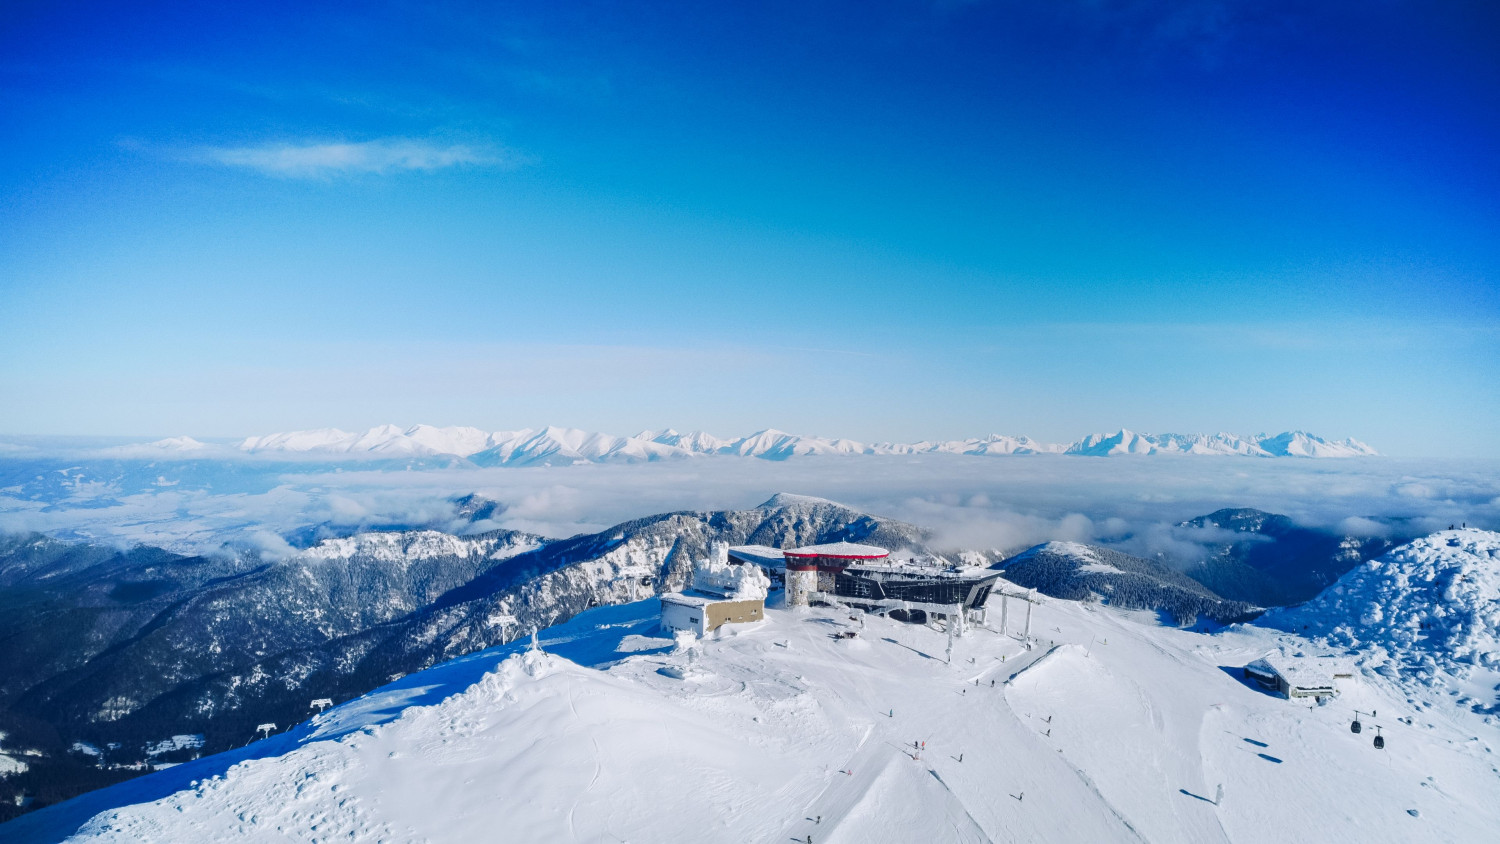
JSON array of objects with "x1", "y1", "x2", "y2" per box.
[
  {"x1": 727, "y1": 545, "x2": 786, "y2": 568},
  {"x1": 660, "y1": 593, "x2": 714, "y2": 609},
  {"x1": 783, "y1": 542, "x2": 890, "y2": 560},
  {"x1": 1244, "y1": 654, "x2": 1354, "y2": 698},
  {"x1": 783, "y1": 542, "x2": 890, "y2": 574}
]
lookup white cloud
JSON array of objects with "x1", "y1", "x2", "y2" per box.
[
  {"x1": 3, "y1": 455, "x2": 1497, "y2": 565},
  {"x1": 191, "y1": 138, "x2": 525, "y2": 178}
]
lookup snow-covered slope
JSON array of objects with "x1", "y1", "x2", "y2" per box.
[
  {"x1": 1268, "y1": 529, "x2": 1500, "y2": 709},
  {"x1": 235, "y1": 424, "x2": 1379, "y2": 461},
  {"x1": 10, "y1": 592, "x2": 1496, "y2": 843},
  {"x1": 998, "y1": 541, "x2": 1258, "y2": 624},
  {"x1": 1255, "y1": 430, "x2": 1380, "y2": 458},
  {"x1": 1065, "y1": 429, "x2": 1377, "y2": 457}
]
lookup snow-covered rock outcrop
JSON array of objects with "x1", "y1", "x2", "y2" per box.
[{"x1": 1268, "y1": 529, "x2": 1500, "y2": 705}]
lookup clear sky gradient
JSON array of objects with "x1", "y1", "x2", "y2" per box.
[{"x1": 2, "y1": 1, "x2": 1497, "y2": 455}]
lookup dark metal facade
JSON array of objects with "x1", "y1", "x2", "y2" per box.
[{"x1": 831, "y1": 568, "x2": 1000, "y2": 609}]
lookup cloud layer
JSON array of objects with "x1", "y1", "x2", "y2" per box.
[
  {"x1": 1, "y1": 454, "x2": 1496, "y2": 564},
  {"x1": 191, "y1": 138, "x2": 523, "y2": 177}
]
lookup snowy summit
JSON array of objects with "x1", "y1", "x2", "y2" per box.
[{"x1": 232, "y1": 424, "x2": 1379, "y2": 462}]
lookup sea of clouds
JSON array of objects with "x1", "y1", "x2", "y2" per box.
[{"x1": 1, "y1": 444, "x2": 1496, "y2": 566}]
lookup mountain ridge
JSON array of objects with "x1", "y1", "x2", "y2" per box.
[
  {"x1": 0, "y1": 494, "x2": 926, "y2": 820},
  {"x1": 995, "y1": 540, "x2": 1259, "y2": 625},
  {"x1": 226, "y1": 425, "x2": 1377, "y2": 462}
]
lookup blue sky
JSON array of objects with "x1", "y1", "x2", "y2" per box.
[{"x1": 1, "y1": 1, "x2": 1497, "y2": 455}]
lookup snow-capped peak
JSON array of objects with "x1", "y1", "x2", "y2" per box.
[
  {"x1": 1254, "y1": 431, "x2": 1379, "y2": 458},
  {"x1": 233, "y1": 425, "x2": 1379, "y2": 463}
]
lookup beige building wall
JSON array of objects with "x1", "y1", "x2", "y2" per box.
[{"x1": 704, "y1": 598, "x2": 764, "y2": 632}]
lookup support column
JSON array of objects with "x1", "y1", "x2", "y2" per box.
[{"x1": 786, "y1": 568, "x2": 816, "y2": 608}]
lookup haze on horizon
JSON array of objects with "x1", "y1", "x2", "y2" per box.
[{"x1": 1, "y1": 1, "x2": 1497, "y2": 457}]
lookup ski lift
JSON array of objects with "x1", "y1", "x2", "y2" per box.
[
  {"x1": 1373, "y1": 726, "x2": 1385, "y2": 750},
  {"x1": 1351, "y1": 710, "x2": 1364, "y2": 734}
]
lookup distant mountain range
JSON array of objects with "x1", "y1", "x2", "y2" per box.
[{"x1": 211, "y1": 425, "x2": 1376, "y2": 463}]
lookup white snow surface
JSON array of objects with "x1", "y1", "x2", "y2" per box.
[
  {"x1": 300, "y1": 530, "x2": 539, "y2": 565},
  {"x1": 10, "y1": 589, "x2": 1498, "y2": 843},
  {"x1": 1065, "y1": 429, "x2": 1378, "y2": 458},
  {"x1": 234, "y1": 424, "x2": 1378, "y2": 462},
  {"x1": 0, "y1": 753, "x2": 26, "y2": 777},
  {"x1": 1029, "y1": 541, "x2": 1119, "y2": 572},
  {"x1": 0, "y1": 730, "x2": 29, "y2": 777},
  {"x1": 784, "y1": 541, "x2": 891, "y2": 558},
  {"x1": 1268, "y1": 529, "x2": 1500, "y2": 708},
  {"x1": 144, "y1": 735, "x2": 205, "y2": 757}
]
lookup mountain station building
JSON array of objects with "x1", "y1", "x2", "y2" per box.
[
  {"x1": 659, "y1": 592, "x2": 764, "y2": 637},
  {"x1": 1244, "y1": 655, "x2": 1354, "y2": 699},
  {"x1": 659, "y1": 545, "x2": 769, "y2": 637}
]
